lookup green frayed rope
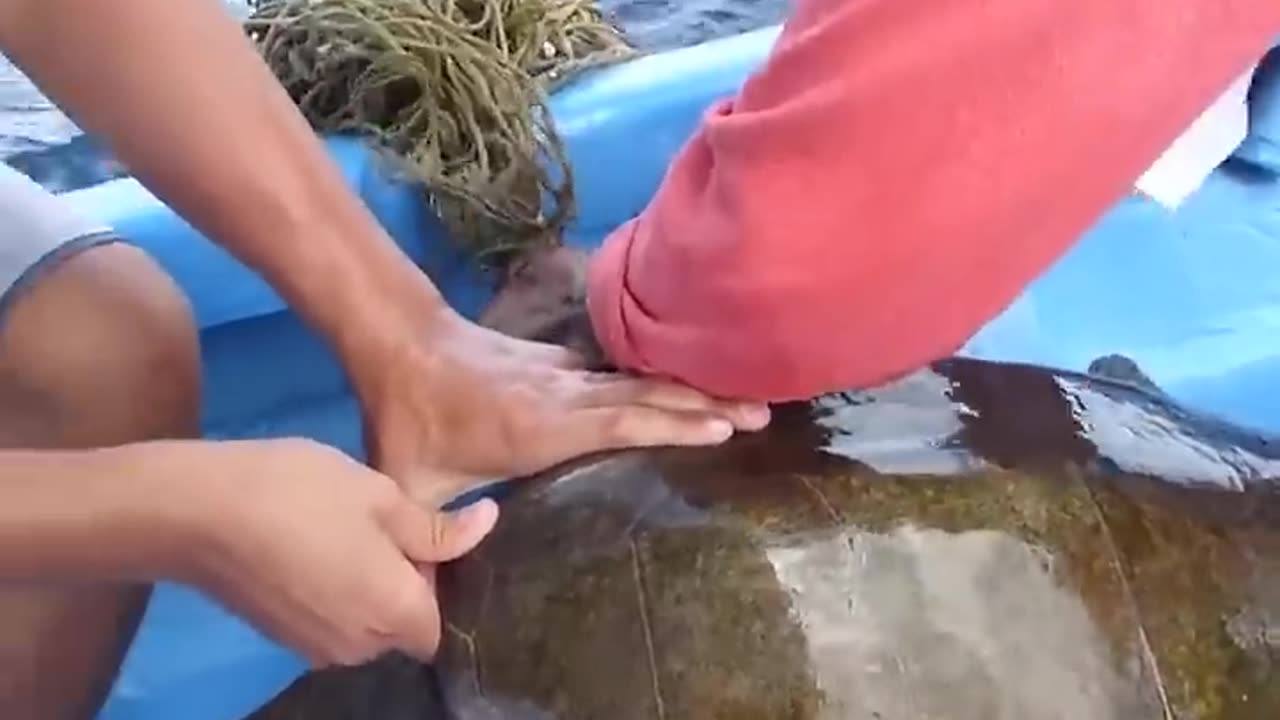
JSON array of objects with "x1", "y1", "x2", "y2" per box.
[{"x1": 245, "y1": 0, "x2": 637, "y2": 265}]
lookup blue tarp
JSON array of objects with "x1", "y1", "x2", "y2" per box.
[{"x1": 57, "y1": 24, "x2": 1280, "y2": 720}]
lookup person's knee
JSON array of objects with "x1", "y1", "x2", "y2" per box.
[{"x1": 0, "y1": 241, "x2": 201, "y2": 445}]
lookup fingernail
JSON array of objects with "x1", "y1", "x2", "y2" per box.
[
  {"x1": 739, "y1": 404, "x2": 771, "y2": 430},
  {"x1": 453, "y1": 497, "x2": 499, "y2": 530},
  {"x1": 705, "y1": 419, "x2": 734, "y2": 442}
]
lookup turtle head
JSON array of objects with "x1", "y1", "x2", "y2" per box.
[{"x1": 478, "y1": 244, "x2": 610, "y2": 369}]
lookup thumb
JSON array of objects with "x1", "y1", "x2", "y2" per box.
[{"x1": 382, "y1": 496, "x2": 499, "y2": 564}]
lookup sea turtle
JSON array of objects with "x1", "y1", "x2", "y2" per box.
[{"x1": 248, "y1": 249, "x2": 1280, "y2": 720}]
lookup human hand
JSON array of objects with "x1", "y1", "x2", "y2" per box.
[
  {"x1": 147, "y1": 438, "x2": 498, "y2": 666},
  {"x1": 352, "y1": 245, "x2": 770, "y2": 506}
]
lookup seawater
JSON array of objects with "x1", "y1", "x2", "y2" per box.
[{"x1": 0, "y1": 0, "x2": 789, "y2": 191}]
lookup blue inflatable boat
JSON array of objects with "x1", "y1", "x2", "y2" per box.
[{"x1": 61, "y1": 24, "x2": 1280, "y2": 720}]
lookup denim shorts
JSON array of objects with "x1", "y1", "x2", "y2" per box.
[{"x1": 0, "y1": 161, "x2": 119, "y2": 321}]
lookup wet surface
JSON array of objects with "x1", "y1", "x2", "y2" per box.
[{"x1": 252, "y1": 356, "x2": 1280, "y2": 720}]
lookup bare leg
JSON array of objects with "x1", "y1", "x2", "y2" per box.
[{"x1": 0, "y1": 242, "x2": 201, "y2": 720}]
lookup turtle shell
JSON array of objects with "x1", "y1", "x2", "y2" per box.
[
  {"x1": 432, "y1": 357, "x2": 1280, "y2": 720},
  {"x1": 246, "y1": 356, "x2": 1280, "y2": 720}
]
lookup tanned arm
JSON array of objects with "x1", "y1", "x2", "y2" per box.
[
  {"x1": 0, "y1": 0, "x2": 438, "y2": 369},
  {"x1": 0, "y1": 446, "x2": 192, "y2": 582},
  {"x1": 0, "y1": 0, "x2": 764, "y2": 482}
]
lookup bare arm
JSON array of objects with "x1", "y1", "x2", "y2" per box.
[
  {"x1": 0, "y1": 0, "x2": 440, "y2": 373},
  {"x1": 0, "y1": 0, "x2": 772, "y2": 492},
  {"x1": 0, "y1": 446, "x2": 190, "y2": 582},
  {"x1": 0, "y1": 438, "x2": 503, "y2": 665}
]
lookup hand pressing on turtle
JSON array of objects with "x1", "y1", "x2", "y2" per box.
[
  {"x1": 139, "y1": 437, "x2": 498, "y2": 667},
  {"x1": 354, "y1": 246, "x2": 770, "y2": 507}
]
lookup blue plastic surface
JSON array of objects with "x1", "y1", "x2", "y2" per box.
[{"x1": 65, "y1": 24, "x2": 1280, "y2": 720}]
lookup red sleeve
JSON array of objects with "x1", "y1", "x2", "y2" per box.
[{"x1": 586, "y1": 0, "x2": 1280, "y2": 402}]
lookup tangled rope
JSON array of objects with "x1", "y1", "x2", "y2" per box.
[{"x1": 245, "y1": 0, "x2": 637, "y2": 265}]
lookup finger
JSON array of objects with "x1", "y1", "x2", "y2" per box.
[
  {"x1": 568, "y1": 406, "x2": 736, "y2": 455},
  {"x1": 210, "y1": 568, "x2": 341, "y2": 669},
  {"x1": 493, "y1": 335, "x2": 580, "y2": 364},
  {"x1": 734, "y1": 403, "x2": 772, "y2": 431},
  {"x1": 577, "y1": 376, "x2": 721, "y2": 410},
  {"x1": 383, "y1": 496, "x2": 500, "y2": 564},
  {"x1": 374, "y1": 563, "x2": 445, "y2": 662},
  {"x1": 540, "y1": 344, "x2": 588, "y2": 369},
  {"x1": 535, "y1": 344, "x2": 588, "y2": 370},
  {"x1": 576, "y1": 376, "x2": 772, "y2": 431}
]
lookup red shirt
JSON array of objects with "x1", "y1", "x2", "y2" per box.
[{"x1": 586, "y1": 0, "x2": 1280, "y2": 402}]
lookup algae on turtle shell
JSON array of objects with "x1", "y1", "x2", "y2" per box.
[{"x1": 248, "y1": 354, "x2": 1280, "y2": 720}]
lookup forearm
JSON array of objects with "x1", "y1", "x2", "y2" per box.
[
  {"x1": 0, "y1": 446, "x2": 190, "y2": 583},
  {"x1": 0, "y1": 0, "x2": 443, "y2": 365},
  {"x1": 588, "y1": 0, "x2": 1280, "y2": 401}
]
